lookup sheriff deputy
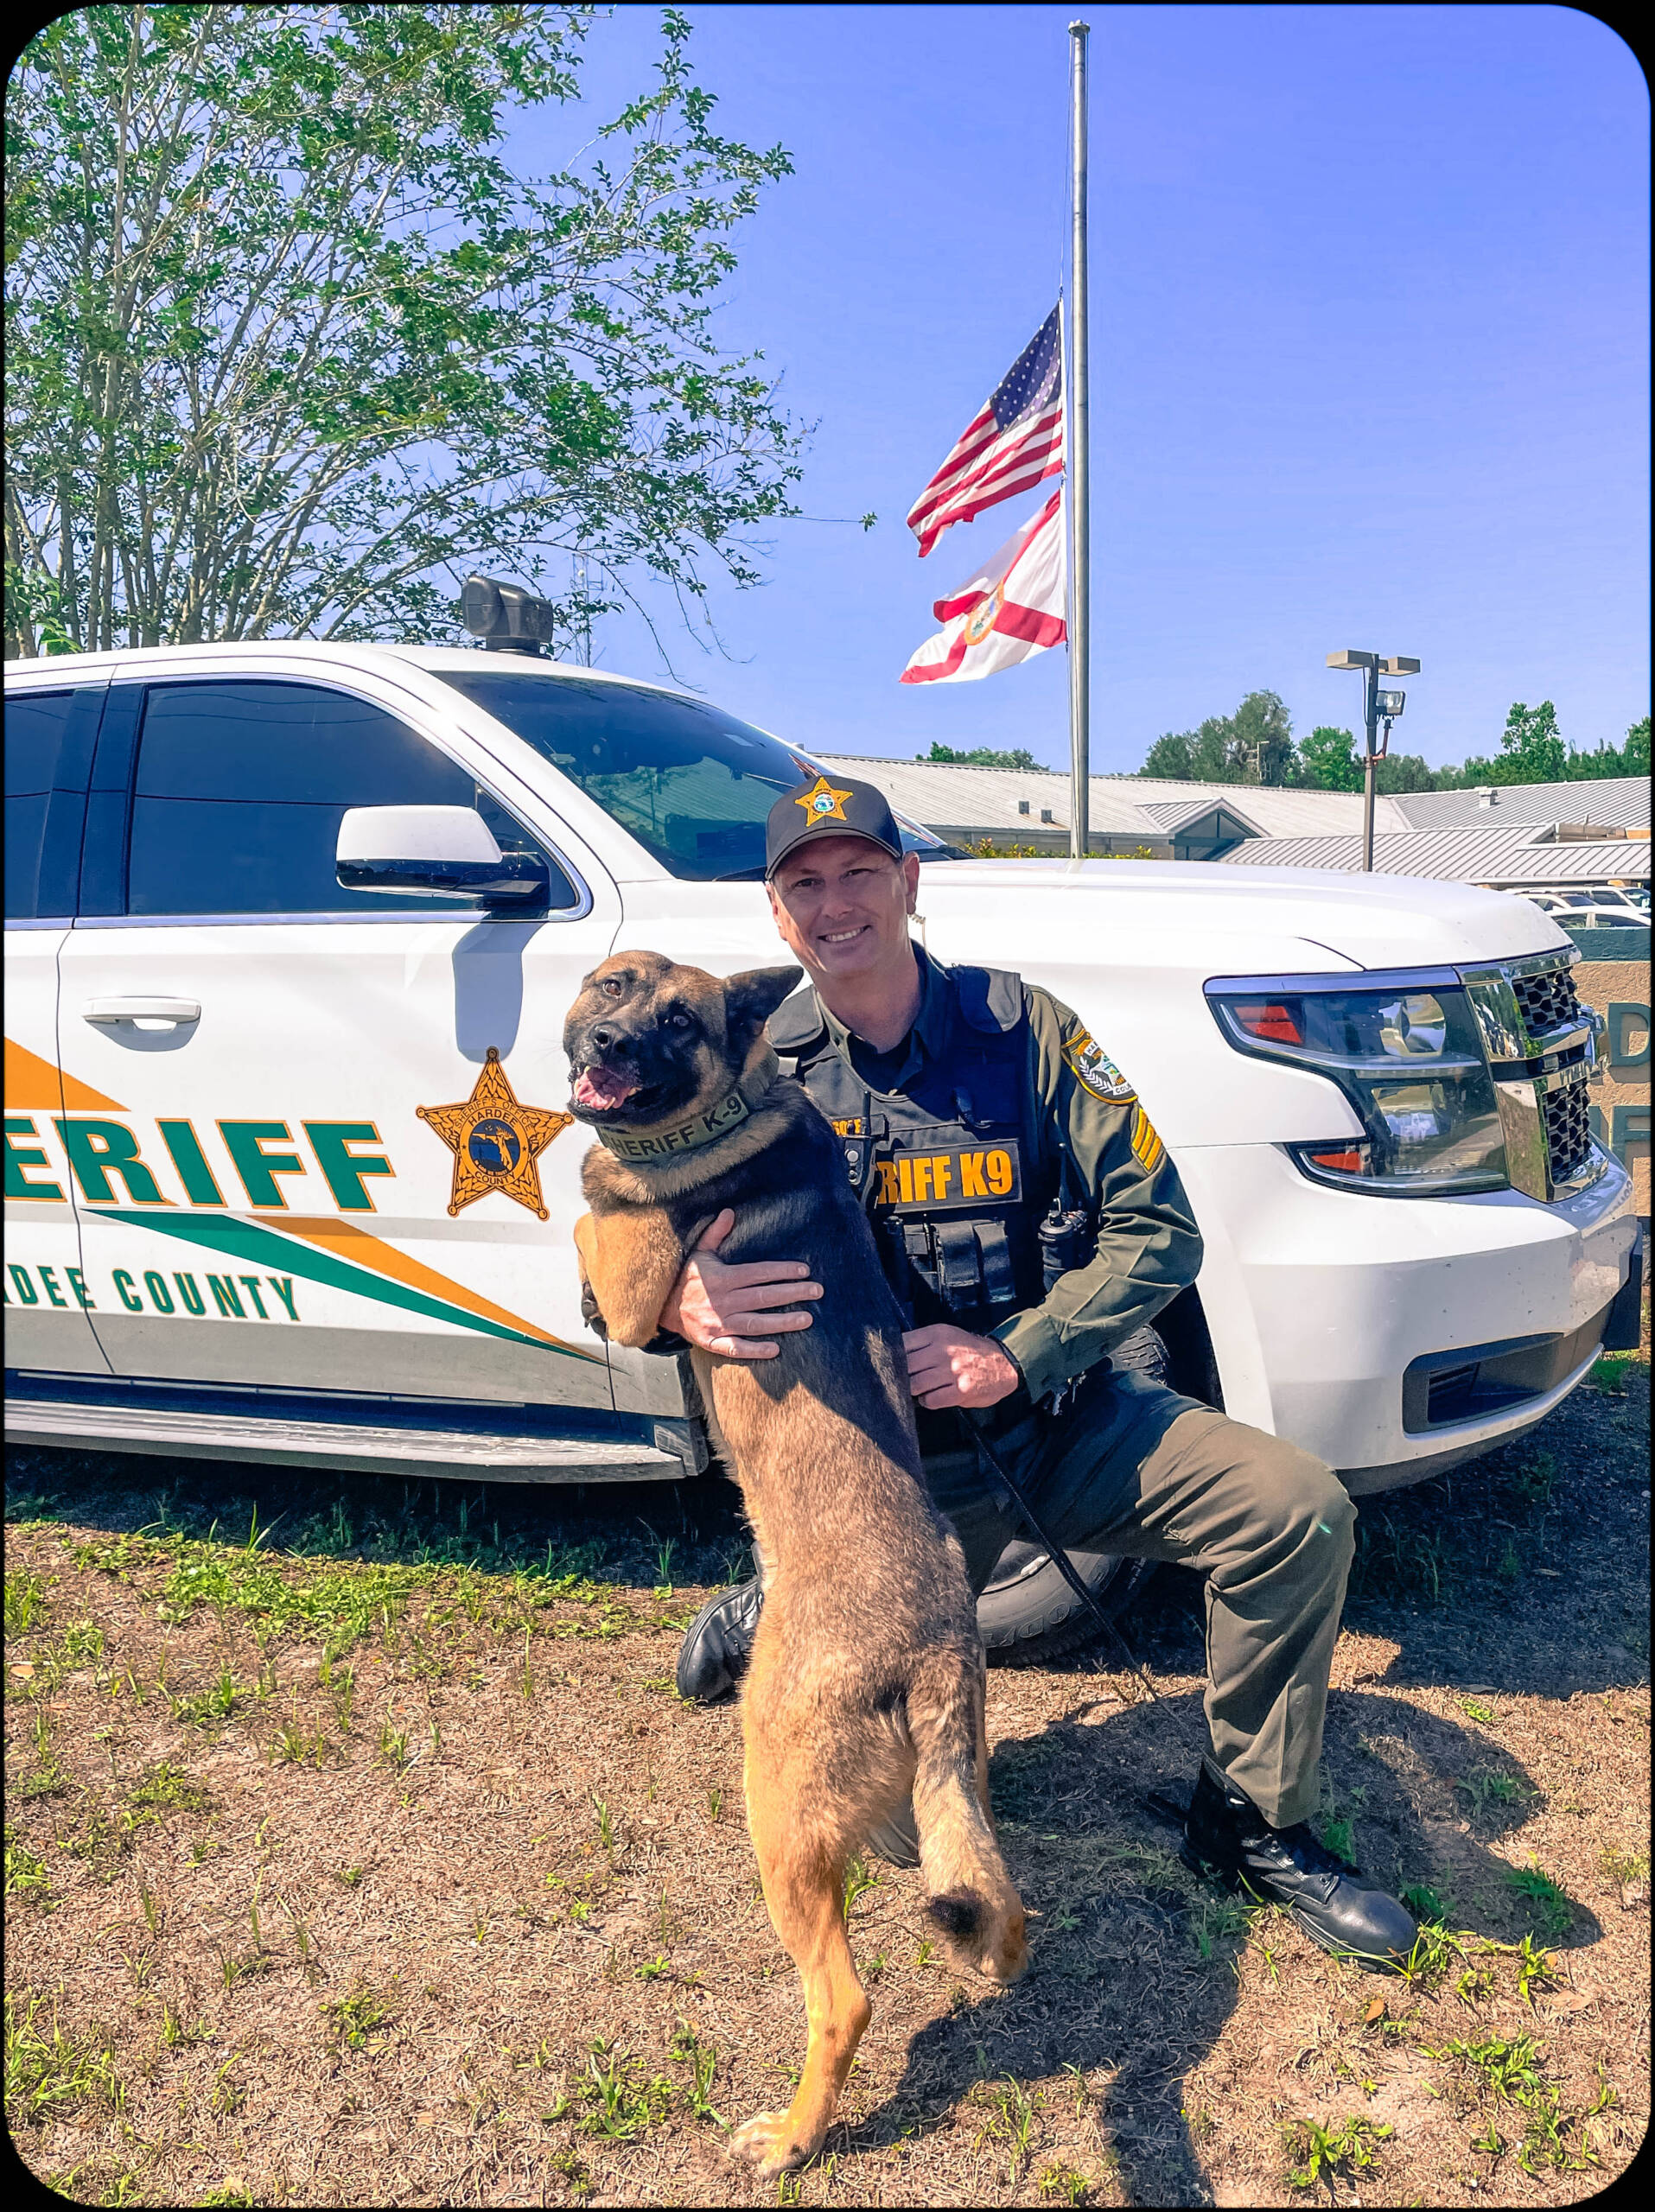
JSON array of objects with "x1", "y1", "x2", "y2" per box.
[{"x1": 633, "y1": 774, "x2": 1415, "y2": 1967}]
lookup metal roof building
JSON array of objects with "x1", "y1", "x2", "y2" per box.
[
  {"x1": 1214, "y1": 827, "x2": 1650, "y2": 887},
  {"x1": 808, "y1": 755, "x2": 1649, "y2": 880},
  {"x1": 1387, "y1": 774, "x2": 1650, "y2": 832},
  {"x1": 814, "y1": 754, "x2": 1408, "y2": 855}
]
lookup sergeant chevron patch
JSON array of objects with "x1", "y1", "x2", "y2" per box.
[
  {"x1": 1062, "y1": 1028, "x2": 1136, "y2": 1103},
  {"x1": 1130, "y1": 1104, "x2": 1165, "y2": 1173}
]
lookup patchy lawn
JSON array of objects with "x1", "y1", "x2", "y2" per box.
[{"x1": 5, "y1": 1357, "x2": 1647, "y2": 2208}]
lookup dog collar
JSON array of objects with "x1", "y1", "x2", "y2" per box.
[{"x1": 590, "y1": 1048, "x2": 781, "y2": 1164}]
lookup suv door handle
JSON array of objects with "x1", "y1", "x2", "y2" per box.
[{"x1": 82, "y1": 997, "x2": 201, "y2": 1027}]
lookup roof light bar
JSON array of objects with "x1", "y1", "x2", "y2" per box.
[{"x1": 461, "y1": 573, "x2": 556, "y2": 658}]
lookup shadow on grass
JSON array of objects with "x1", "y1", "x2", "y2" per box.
[
  {"x1": 864, "y1": 1686, "x2": 1599, "y2": 2205},
  {"x1": 3, "y1": 1440, "x2": 754, "y2": 1598},
  {"x1": 7, "y1": 1375, "x2": 1639, "y2": 2201},
  {"x1": 863, "y1": 1384, "x2": 1641, "y2": 2202}
]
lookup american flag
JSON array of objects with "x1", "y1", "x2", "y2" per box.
[{"x1": 906, "y1": 307, "x2": 1064, "y2": 556}]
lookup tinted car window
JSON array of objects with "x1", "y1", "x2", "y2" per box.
[
  {"x1": 6, "y1": 690, "x2": 77, "y2": 919},
  {"x1": 437, "y1": 668, "x2": 957, "y2": 880},
  {"x1": 127, "y1": 679, "x2": 576, "y2": 916}
]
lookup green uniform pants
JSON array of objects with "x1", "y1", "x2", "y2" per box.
[{"x1": 922, "y1": 1367, "x2": 1357, "y2": 1829}]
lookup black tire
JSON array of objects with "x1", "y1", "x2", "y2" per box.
[
  {"x1": 978, "y1": 1541, "x2": 1158, "y2": 1663},
  {"x1": 977, "y1": 1325, "x2": 1168, "y2": 1664}
]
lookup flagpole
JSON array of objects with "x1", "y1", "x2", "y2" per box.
[{"x1": 1066, "y1": 20, "x2": 1091, "y2": 861}]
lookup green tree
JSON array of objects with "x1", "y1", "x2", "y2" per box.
[
  {"x1": 1142, "y1": 717, "x2": 1238, "y2": 780},
  {"x1": 1232, "y1": 690, "x2": 1295, "y2": 785},
  {"x1": 1372, "y1": 752, "x2": 1441, "y2": 794},
  {"x1": 1140, "y1": 728, "x2": 1196, "y2": 779},
  {"x1": 919, "y1": 741, "x2": 1041, "y2": 771},
  {"x1": 1563, "y1": 714, "x2": 1649, "y2": 779},
  {"x1": 1492, "y1": 700, "x2": 1567, "y2": 785},
  {"x1": 4, "y1": 3, "x2": 804, "y2": 657},
  {"x1": 1296, "y1": 724, "x2": 1362, "y2": 792},
  {"x1": 1433, "y1": 754, "x2": 1492, "y2": 791},
  {"x1": 1139, "y1": 691, "x2": 1295, "y2": 785},
  {"x1": 1563, "y1": 743, "x2": 1627, "y2": 780}
]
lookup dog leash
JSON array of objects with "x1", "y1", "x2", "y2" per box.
[
  {"x1": 959, "y1": 1408, "x2": 1163, "y2": 1708},
  {"x1": 873, "y1": 1216, "x2": 1162, "y2": 1707}
]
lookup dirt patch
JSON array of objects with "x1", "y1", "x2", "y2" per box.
[{"x1": 6, "y1": 1357, "x2": 1648, "y2": 2207}]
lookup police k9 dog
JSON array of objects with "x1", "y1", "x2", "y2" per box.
[{"x1": 565, "y1": 950, "x2": 1027, "y2": 2177}]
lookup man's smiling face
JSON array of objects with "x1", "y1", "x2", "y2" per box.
[{"x1": 767, "y1": 834, "x2": 921, "y2": 988}]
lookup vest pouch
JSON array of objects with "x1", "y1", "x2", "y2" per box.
[
  {"x1": 903, "y1": 1221, "x2": 940, "y2": 1301},
  {"x1": 934, "y1": 1220, "x2": 981, "y2": 1302},
  {"x1": 975, "y1": 1219, "x2": 1018, "y2": 1308}
]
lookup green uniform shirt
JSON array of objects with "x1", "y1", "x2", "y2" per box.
[{"x1": 810, "y1": 946, "x2": 1204, "y2": 1405}]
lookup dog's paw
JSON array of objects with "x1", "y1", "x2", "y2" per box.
[
  {"x1": 729, "y1": 2109, "x2": 816, "y2": 2177},
  {"x1": 978, "y1": 1913, "x2": 1030, "y2": 1985}
]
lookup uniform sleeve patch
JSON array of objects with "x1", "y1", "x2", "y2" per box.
[
  {"x1": 1130, "y1": 1104, "x2": 1165, "y2": 1173},
  {"x1": 1062, "y1": 1028, "x2": 1136, "y2": 1103}
]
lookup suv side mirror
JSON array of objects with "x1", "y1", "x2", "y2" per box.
[{"x1": 336, "y1": 805, "x2": 550, "y2": 905}]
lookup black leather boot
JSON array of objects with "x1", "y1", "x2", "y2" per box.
[
  {"x1": 676, "y1": 1578, "x2": 764, "y2": 1704},
  {"x1": 1182, "y1": 1758, "x2": 1416, "y2": 1968}
]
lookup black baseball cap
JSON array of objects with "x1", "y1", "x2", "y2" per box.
[{"x1": 765, "y1": 772, "x2": 905, "y2": 880}]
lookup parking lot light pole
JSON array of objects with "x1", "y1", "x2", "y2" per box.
[{"x1": 1327, "y1": 650, "x2": 1420, "y2": 870}]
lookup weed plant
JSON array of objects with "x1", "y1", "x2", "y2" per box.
[
  {"x1": 973, "y1": 2075, "x2": 1041, "y2": 2179},
  {"x1": 4, "y1": 1569, "x2": 49, "y2": 1637},
  {"x1": 665, "y1": 2022, "x2": 723, "y2": 2123},
  {"x1": 322, "y1": 1982, "x2": 397, "y2": 2052},
  {"x1": 551, "y1": 2039, "x2": 674, "y2": 2140},
  {"x1": 1505, "y1": 1863, "x2": 1574, "y2": 1937},
  {"x1": 4, "y1": 1828, "x2": 54, "y2": 1909},
  {"x1": 4, "y1": 1993, "x2": 124, "y2": 2126},
  {"x1": 1283, "y1": 2113, "x2": 1392, "y2": 2190}
]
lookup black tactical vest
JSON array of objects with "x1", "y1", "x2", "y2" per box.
[{"x1": 768, "y1": 963, "x2": 1052, "y2": 1338}]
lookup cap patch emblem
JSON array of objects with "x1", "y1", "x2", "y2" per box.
[
  {"x1": 794, "y1": 773, "x2": 854, "y2": 823},
  {"x1": 1062, "y1": 1029, "x2": 1136, "y2": 1103},
  {"x1": 417, "y1": 1048, "x2": 573, "y2": 1219}
]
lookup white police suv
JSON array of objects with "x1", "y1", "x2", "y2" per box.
[{"x1": 5, "y1": 585, "x2": 1641, "y2": 1640}]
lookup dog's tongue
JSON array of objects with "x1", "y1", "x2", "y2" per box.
[{"x1": 575, "y1": 1067, "x2": 640, "y2": 1111}]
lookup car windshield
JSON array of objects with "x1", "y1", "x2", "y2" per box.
[{"x1": 436, "y1": 666, "x2": 959, "y2": 880}]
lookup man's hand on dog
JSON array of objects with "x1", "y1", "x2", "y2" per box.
[
  {"x1": 660, "y1": 1209, "x2": 824, "y2": 1358},
  {"x1": 901, "y1": 1323, "x2": 1021, "y2": 1409},
  {"x1": 664, "y1": 1217, "x2": 1018, "y2": 1406}
]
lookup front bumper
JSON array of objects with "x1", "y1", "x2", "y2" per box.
[{"x1": 1175, "y1": 1139, "x2": 1638, "y2": 1491}]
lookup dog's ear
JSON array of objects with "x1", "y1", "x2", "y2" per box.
[{"x1": 724, "y1": 964, "x2": 805, "y2": 1040}]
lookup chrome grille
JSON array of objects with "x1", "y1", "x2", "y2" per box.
[
  {"x1": 1542, "y1": 1079, "x2": 1594, "y2": 1185},
  {"x1": 1462, "y1": 954, "x2": 1606, "y2": 1202},
  {"x1": 1511, "y1": 962, "x2": 1581, "y2": 1039}
]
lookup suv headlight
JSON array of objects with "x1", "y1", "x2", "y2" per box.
[{"x1": 1206, "y1": 969, "x2": 1508, "y2": 1195}]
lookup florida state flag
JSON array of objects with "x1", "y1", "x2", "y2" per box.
[{"x1": 899, "y1": 489, "x2": 1066, "y2": 684}]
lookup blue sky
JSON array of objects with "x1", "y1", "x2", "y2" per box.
[{"x1": 503, "y1": 4, "x2": 1648, "y2": 775}]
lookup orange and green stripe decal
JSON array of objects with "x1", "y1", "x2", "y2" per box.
[
  {"x1": 253, "y1": 1214, "x2": 589, "y2": 1355},
  {"x1": 97, "y1": 1209, "x2": 598, "y2": 1362},
  {"x1": 4, "y1": 1037, "x2": 125, "y2": 1112}
]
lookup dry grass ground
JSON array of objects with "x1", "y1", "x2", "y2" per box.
[{"x1": 5, "y1": 1348, "x2": 1648, "y2": 2209}]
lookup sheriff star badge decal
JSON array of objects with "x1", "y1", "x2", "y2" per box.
[
  {"x1": 794, "y1": 773, "x2": 854, "y2": 822},
  {"x1": 417, "y1": 1048, "x2": 573, "y2": 1219}
]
